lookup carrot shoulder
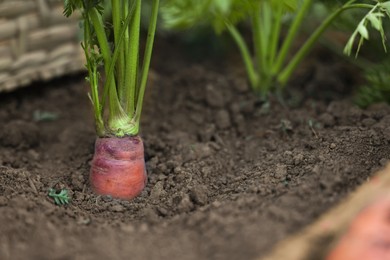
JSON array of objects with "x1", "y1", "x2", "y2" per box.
[{"x1": 90, "y1": 136, "x2": 147, "y2": 200}]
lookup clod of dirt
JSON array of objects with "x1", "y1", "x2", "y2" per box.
[
  {"x1": 0, "y1": 120, "x2": 39, "y2": 148},
  {"x1": 198, "y1": 124, "x2": 216, "y2": 142},
  {"x1": 73, "y1": 192, "x2": 85, "y2": 202},
  {"x1": 384, "y1": 132, "x2": 390, "y2": 143},
  {"x1": 319, "y1": 113, "x2": 336, "y2": 127},
  {"x1": 142, "y1": 207, "x2": 159, "y2": 222},
  {"x1": 232, "y1": 77, "x2": 249, "y2": 93},
  {"x1": 182, "y1": 143, "x2": 213, "y2": 162},
  {"x1": 190, "y1": 185, "x2": 208, "y2": 206},
  {"x1": 150, "y1": 181, "x2": 167, "y2": 203},
  {"x1": 239, "y1": 100, "x2": 256, "y2": 114},
  {"x1": 110, "y1": 204, "x2": 126, "y2": 213},
  {"x1": 361, "y1": 118, "x2": 377, "y2": 127},
  {"x1": 0, "y1": 196, "x2": 8, "y2": 207},
  {"x1": 215, "y1": 110, "x2": 231, "y2": 130},
  {"x1": 174, "y1": 193, "x2": 194, "y2": 213},
  {"x1": 377, "y1": 115, "x2": 390, "y2": 128},
  {"x1": 71, "y1": 172, "x2": 85, "y2": 191},
  {"x1": 27, "y1": 149, "x2": 40, "y2": 161},
  {"x1": 206, "y1": 84, "x2": 225, "y2": 108},
  {"x1": 364, "y1": 103, "x2": 390, "y2": 120},
  {"x1": 274, "y1": 164, "x2": 288, "y2": 180}
]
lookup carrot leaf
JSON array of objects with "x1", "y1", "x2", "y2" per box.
[{"x1": 344, "y1": 2, "x2": 388, "y2": 57}]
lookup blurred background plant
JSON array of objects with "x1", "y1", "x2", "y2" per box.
[
  {"x1": 354, "y1": 62, "x2": 390, "y2": 107},
  {"x1": 160, "y1": 0, "x2": 390, "y2": 105},
  {"x1": 313, "y1": 1, "x2": 390, "y2": 108},
  {"x1": 162, "y1": 0, "x2": 303, "y2": 97}
]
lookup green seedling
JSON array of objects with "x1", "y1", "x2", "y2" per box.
[
  {"x1": 33, "y1": 110, "x2": 59, "y2": 122},
  {"x1": 308, "y1": 119, "x2": 319, "y2": 138},
  {"x1": 48, "y1": 188, "x2": 70, "y2": 205}
]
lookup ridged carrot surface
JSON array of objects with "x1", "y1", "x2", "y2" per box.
[{"x1": 90, "y1": 136, "x2": 147, "y2": 200}]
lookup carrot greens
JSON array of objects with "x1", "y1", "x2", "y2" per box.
[
  {"x1": 64, "y1": 0, "x2": 160, "y2": 137},
  {"x1": 342, "y1": 2, "x2": 390, "y2": 107},
  {"x1": 344, "y1": 1, "x2": 390, "y2": 56},
  {"x1": 162, "y1": 0, "x2": 386, "y2": 97}
]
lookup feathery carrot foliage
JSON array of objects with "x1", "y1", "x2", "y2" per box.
[
  {"x1": 162, "y1": 0, "x2": 388, "y2": 98},
  {"x1": 64, "y1": 0, "x2": 160, "y2": 137}
]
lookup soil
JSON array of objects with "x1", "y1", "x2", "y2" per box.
[{"x1": 1, "y1": 40, "x2": 390, "y2": 260}]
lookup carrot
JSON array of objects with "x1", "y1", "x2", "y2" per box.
[
  {"x1": 90, "y1": 136, "x2": 146, "y2": 199},
  {"x1": 326, "y1": 195, "x2": 390, "y2": 260},
  {"x1": 64, "y1": 0, "x2": 159, "y2": 199}
]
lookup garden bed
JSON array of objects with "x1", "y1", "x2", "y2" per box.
[{"x1": 0, "y1": 41, "x2": 389, "y2": 259}]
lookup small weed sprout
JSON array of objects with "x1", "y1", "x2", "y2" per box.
[
  {"x1": 48, "y1": 188, "x2": 70, "y2": 205},
  {"x1": 308, "y1": 119, "x2": 319, "y2": 138},
  {"x1": 33, "y1": 110, "x2": 59, "y2": 122}
]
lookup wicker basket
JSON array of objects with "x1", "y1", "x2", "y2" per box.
[{"x1": 0, "y1": 0, "x2": 84, "y2": 92}]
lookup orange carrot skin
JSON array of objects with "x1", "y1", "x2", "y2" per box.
[
  {"x1": 326, "y1": 196, "x2": 390, "y2": 260},
  {"x1": 90, "y1": 136, "x2": 147, "y2": 200}
]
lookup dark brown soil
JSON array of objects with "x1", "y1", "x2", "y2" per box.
[{"x1": 1, "y1": 43, "x2": 390, "y2": 260}]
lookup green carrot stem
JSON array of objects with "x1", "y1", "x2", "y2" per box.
[
  {"x1": 226, "y1": 23, "x2": 259, "y2": 91},
  {"x1": 88, "y1": 8, "x2": 111, "y2": 72},
  {"x1": 89, "y1": 8, "x2": 123, "y2": 123},
  {"x1": 123, "y1": 1, "x2": 130, "y2": 86},
  {"x1": 100, "y1": 2, "x2": 136, "y2": 114},
  {"x1": 91, "y1": 65, "x2": 105, "y2": 135},
  {"x1": 278, "y1": 3, "x2": 374, "y2": 86},
  {"x1": 124, "y1": 0, "x2": 141, "y2": 116},
  {"x1": 251, "y1": 1, "x2": 263, "y2": 89},
  {"x1": 268, "y1": 5, "x2": 283, "y2": 69},
  {"x1": 112, "y1": 0, "x2": 126, "y2": 101},
  {"x1": 258, "y1": 2, "x2": 273, "y2": 93},
  {"x1": 134, "y1": 0, "x2": 160, "y2": 126},
  {"x1": 101, "y1": 2, "x2": 139, "y2": 136},
  {"x1": 84, "y1": 60, "x2": 104, "y2": 135},
  {"x1": 82, "y1": 18, "x2": 104, "y2": 135},
  {"x1": 272, "y1": 0, "x2": 312, "y2": 75},
  {"x1": 259, "y1": 2, "x2": 271, "y2": 69}
]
